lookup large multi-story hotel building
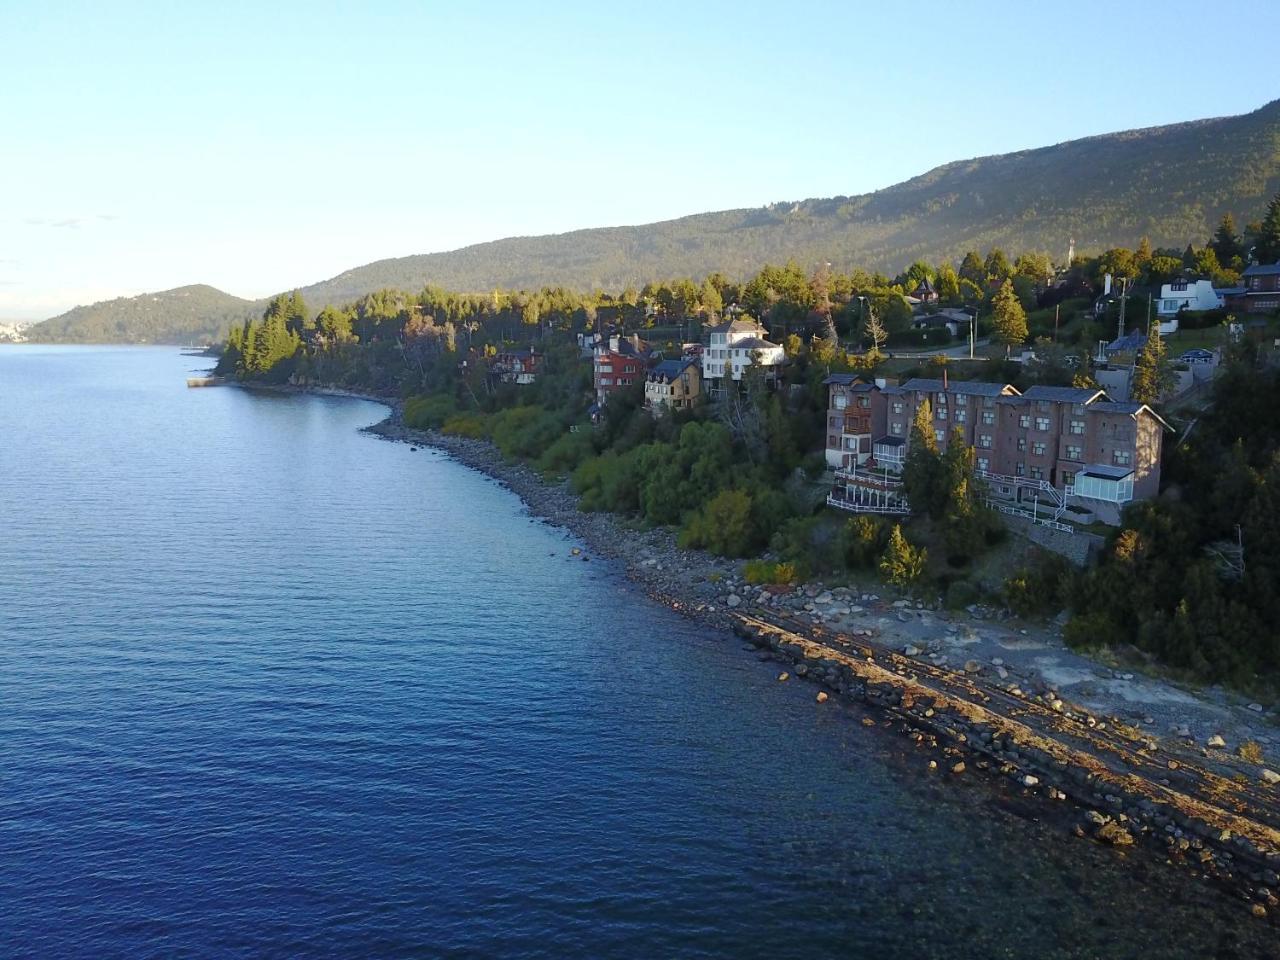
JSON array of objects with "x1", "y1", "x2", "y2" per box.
[{"x1": 825, "y1": 375, "x2": 1172, "y2": 526}]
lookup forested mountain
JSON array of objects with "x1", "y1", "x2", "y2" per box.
[
  {"x1": 26, "y1": 285, "x2": 260, "y2": 344},
  {"x1": 298, "y1": 99, "x2": 1280, "y2": 305},
  {"x1": 27, "y1": 99, "x2": 1280, "y2": 342}
]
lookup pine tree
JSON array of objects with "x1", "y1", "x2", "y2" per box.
[
  {"x1": 959, "y1": 250, "x2": 985, "y2": 285},
  {"x1": 990, "y1": 279, "x2": 1028, "y2": 357},
  {"x1": 984, "y1": 248, "x2": 1012, "y2": 281},
  {"x1": 880, "y1": 524, "x2": 927, "y2": 589},
  {"x1": 903, "y1": 399, "x2": 942, "y2": 516},
  {"x1": 1255, "y1": 191, "x2": 1280, "y2": 264},
  {"x1": 1130, "y1": 319, "x2": 1173, "y2": 404},
  {"x1": 1135, "y1": 236, "x2": 1153, "y2": 266},
  {"x1": 1210, "y1": 213, "x2": 1242, "y2": 265}
]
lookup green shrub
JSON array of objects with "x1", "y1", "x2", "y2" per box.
[
  {"x1": 1002, "y1": 552, "x2": 1073, "y2": 617},
  {"x1": 743, "y1": 560, "x2": 798, "y2": 586},
  {"x1": 679, "y1": 488, "x2": 758, "y2": 558},
  {"x1": 879, "y1": 524, "x2": 927, "y2": 589},
  {"x1": 839, "y1": 515, "x2": 887, "y2": 569},
  {"x1": 536, "y1": 429, "x2": 594, "y2": 475},
  {"x1": 403, "y1": 393, "x2": 457, "y2": 430},
  {"x1": 441, "y1": 413, "x2": 489, "y2": 438},
  {"x1": 945, "y1": 580, "x2": 979, "y2": 610}
]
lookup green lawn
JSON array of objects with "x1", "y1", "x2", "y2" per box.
[{"x1": 1165, "y1": 326, "x2": 1227, "y2": 353}]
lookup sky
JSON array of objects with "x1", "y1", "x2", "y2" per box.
[{"x1": 1, "y1": 0, "x2": 1276, "y2": 320}]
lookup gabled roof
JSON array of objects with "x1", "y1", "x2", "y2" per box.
[
  {"x1": 823, "y1": 373, "x2": 863, "y2": 385},
  {"x1": 1021, "y1": 385, "x2": 1108, "y2": 404},
  {"x1": 1088, "y1": 401, "x2": 1174, "y2": 432},
  {"x1": 900, "y1": 378, "x2": 1018, "y2": 398},
  {"x1": 1243, "y1": 261, "x2": 1280, "y2": 277},
  {"x1": 706, "y1": 317, "x2": 764, "y2": 335},
  {"x1": 1106, "y1": 332, "x2": 1147, "y2": 353},
  {"x1": 874, "y1": 435, "x2": 908, "y2": 448},
  {"x1": 648, "y1": 357, "x2": 697, "y2": 381},
  {"x1": 731, "y1": 336, "x2": 780, "y2": 350}
]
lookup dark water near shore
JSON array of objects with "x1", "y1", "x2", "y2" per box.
[{"x1": 0, "y1": 346, "x2": 1272, "y2": 959}]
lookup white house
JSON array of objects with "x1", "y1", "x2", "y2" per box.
[
  {"x1": 702, "y1": 317, "x2": 785, "y2": 395},
  {"x1": 1156, "y1": 279, "x2": 1222, "y2": 332}
]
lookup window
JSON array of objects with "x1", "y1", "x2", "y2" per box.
[
  {"x1": 1030, "y1": 466, "x2": 1044, "y2": 481},
  {"x1": 955, "y1": 409, "x2": 967, "y2": 423},
  {"x1": 936, "y1": 393, "x2": 948, "y2": 406},
  {"x1": 834, "y1": 394, "x2": 848, "y2": 410},
  {"x1": 1015, "y1": 462, "x2": 1025, "y2": 477},
  {"x1": 1114, "y1": 450, "x2": 1132, "y2": 466},
  {"x1": 1070, "y1": 420, "x2": 1085, "y2": 435},
  {"x1": 978, "y1": 434, "x2": 993, "y2": 448},
  {"x1": 892, "y1": 402, "x2": 904, "y2": 414},
  {"x1": 890, "y1": 422, "x2": 904, "y2": 436},
  {"x1": 1066, "y1": 444, "x2": 1083, "y2": 460},
  {"x1": 982, "y1": 411, "x2": 995, "y2": 425},
  {"x1": 977, "y1": 456, "x2": 990, "y2": 471},
  {"x1": 1035, "y1": 417, "x2": 1050, "y2": 431},
  {"x1": 857, "y1": 396, "x2": 869, "y2": 408},
  {"x1": 934, "y1": 429, "x2": 945, "y2": 444},
  {"x1": 1017, "y1": 437, "x2": 1027, "y2": 452},
  {"x1": 937, "y1": 406, "x2": 948, "y2": 420},
  {"x1": 1063, "y1": 471, "x2": 1076, "y2": 487},
  {"x1": 1032, "y1": 441, "x2": 1046, "y2": 456},
  {"x1": 1018, "y1": 415, "x2": 1030, "y2": 429}
]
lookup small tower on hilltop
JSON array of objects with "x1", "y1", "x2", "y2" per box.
[{"x1": 1067, "y1": 237, "x2": 1076, "y2": 267}]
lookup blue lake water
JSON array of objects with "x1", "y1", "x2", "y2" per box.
[{"x1": 0, "y1": 345, "x2": 1272, "y2": 959}]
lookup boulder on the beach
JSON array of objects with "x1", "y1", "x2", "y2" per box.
[
  {"x1": 1095, "y1": 821, "x2": 1134, "y2": 846},
  {"x1": 1207, "y1": 734, "x2": 1227, "y2": 749},
  {"x1": 1261, "y1": 769, "x2": 1279, "y2": 785},
  {"x1": 951, "y1": 761, "x2": 966, "y2": 774},
  {"x1": 726, "y1": 594, "x2": 741, "y2": 608},
  {"x1": 815, "y1": 691, "x2": 829, "y2": 704},
  {"x1": 963, "y1": 660, "x2": 980, "y2": 674}
]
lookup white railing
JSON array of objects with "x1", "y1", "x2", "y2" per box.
[
  {"x1": 986, "y1": 500, "x2": 1076, "y2": 533},
  {"x1": 827, "y1": 494, "x2": 910, "y2": 516},
  {"x1": 976, "y1": 468, "x2": 1066, "y2": 519}
]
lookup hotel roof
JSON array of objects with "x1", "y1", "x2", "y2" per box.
[
  {"x1": 1021, "y1": 385, "x2": 1108, "y2": 404},
  {"x1": 900, "y1": 378, "x2": 1017, "y2": 398}
]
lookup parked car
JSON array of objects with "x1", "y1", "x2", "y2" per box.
[{"x1": 1177, "y1": 348, "x2": 1215, "y2": 365}]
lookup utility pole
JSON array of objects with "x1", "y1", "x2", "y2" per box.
[
  {"x1": 970, "y1": 306, "x2": 977, "y2": 360},
  {"x1": 1054, "y1": 304, "x2": 1060, "y2": 342},
  {"x1": 1117, "y1": 277, "x2": 1130, "y2": 343}
]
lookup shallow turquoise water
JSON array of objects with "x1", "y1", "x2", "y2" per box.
[{"x1": 0, "y1": 345, "x2": 1272, "y2": 959}]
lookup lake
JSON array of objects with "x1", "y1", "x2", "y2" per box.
[{"x1": 0, "y1": 346, "x2": 1271, "y2": 958}]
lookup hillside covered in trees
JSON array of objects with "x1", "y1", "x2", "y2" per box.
[
  {"x1": 27, "y1": 99, "x2": 1280, "y2": 344},
  {"x1": 296, "y1": 99, "x2": 1280, "y2": 304},
  {"x1": 26, "y1": 284, "x2": 260, "y2": 345}
]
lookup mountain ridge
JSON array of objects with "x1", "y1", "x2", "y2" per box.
[{"x1": 26, "y1": 99, "x2": 1280, "y2": 343}]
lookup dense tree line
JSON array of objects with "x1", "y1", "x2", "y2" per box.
[{"x1": 1066, "y1": 353, "x2": 1280, "y2": 689}]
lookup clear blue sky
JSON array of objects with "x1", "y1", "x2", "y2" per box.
[{"x1": 2, "y1": 0, "x2": 1275, "y2": 319}]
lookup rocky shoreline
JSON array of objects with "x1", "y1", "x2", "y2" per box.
[{"x1": 273, "y1": 386, "x2": 1280, "y2": 918}]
